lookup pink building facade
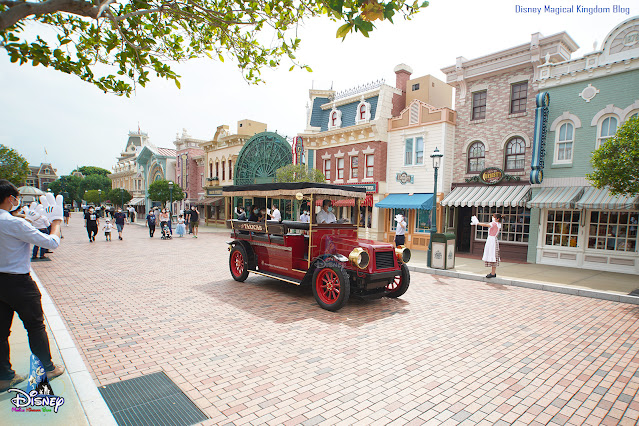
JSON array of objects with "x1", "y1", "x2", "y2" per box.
[{"x1": 174, "y1": 129, "x2": 205, "y2": 214}]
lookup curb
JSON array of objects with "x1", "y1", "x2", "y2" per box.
[
  {"x1": 408, "y1": 265, "x2": 639, "y2": 305},
  {"x1": 31, "y1": 269, "x2": 118, "y2": 426}
]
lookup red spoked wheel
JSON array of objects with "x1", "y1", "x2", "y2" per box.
[
  {"x1": 229, "y1": 245, "x2": 249, "y2": 282},
  {"x1": 386, "y1": 263, "x2": 410, "y2": 298},
  {"x1": 312, "y1": 265, "x2": 350, "y2": 311}
]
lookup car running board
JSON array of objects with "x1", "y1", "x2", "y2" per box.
[{"x1": 250, "y1": 270, "x2": 302, "y2": 286}]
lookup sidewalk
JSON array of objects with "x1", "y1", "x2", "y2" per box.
[
  {"x1": 409, "y1": 250, "x2": 639, "y2": 305},
  {"x1": 0, "y1": 270, "x2": 116, "y2": 426}
]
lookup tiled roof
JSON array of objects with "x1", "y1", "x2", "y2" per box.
[{"x1": 156, "y1": 147, "x2": 176, "y2": 157}]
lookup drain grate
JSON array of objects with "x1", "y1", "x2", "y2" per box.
[{"x1": 99, "y1": 371, "x2": 208, "y2": 426}]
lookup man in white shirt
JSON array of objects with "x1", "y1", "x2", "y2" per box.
[
  {"x1": 269, "y1": 204, "x2": 281, "y2": 222},
  {"x1": 0, "y1": 180, "x2": 65, "y2": 391},
  {"x1": 299, "y1": 211, "x2": 310, "y2": 223},
  {"x1": 316, "y1": 200, "x2": 337, "y2": 224},
  {"x1": 395, "y1": 213, "x2": 407, "y2": 247}
]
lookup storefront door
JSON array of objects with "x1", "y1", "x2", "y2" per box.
[{"x1": 456, "y1": 207, "x2": 473, "y2": 252}]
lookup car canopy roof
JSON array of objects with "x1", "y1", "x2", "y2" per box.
[{"x1": 223, "y1": 182, "x2": 366, "y2": 199}]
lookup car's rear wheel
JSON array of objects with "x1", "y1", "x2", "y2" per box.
[
  {"x1": 312, "y1": 265, "x2": 350, "y2": 311},
  {"x1": 229, "y1": 245, "x2": 249, "y2": 282},
  {"x1": 386, "y1": 263, "x2": 410, "y2": 298}
]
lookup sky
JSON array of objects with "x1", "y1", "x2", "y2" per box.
[{"x1": 0, "y1": 0, "x2": 635, "y2": 176}]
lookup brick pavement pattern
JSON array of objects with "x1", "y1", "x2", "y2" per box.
[{"x1": 33, "y1": 215, "x2": 639, "y2": 425}]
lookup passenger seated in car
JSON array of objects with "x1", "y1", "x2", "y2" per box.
[
  {"x1": 316, "y1": 200, "x2": 337, "y2": 224},
  {"x1": 248, "y1": 205, "x2": 259, "y2": 222}
]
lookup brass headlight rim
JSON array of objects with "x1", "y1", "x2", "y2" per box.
[{"x1": 349, "y1": 247, "x2": 370, "y2": 269}]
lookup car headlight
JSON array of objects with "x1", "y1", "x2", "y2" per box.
[
  {"x1": 395, "y1": 246, "x2": 411, "y2": 263},
  {"x1": 349, "y1": 248, "x2": 370, "y2": 269}
]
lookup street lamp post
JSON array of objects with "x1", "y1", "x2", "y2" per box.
[
  {"x1": 427, "y1": 147, "x2": 443, "y2": 267},
  {"x1": 168, "y1": 181, "x2": 174, "y2": 220},
  {"x1": 98, "y1": 189, "x2": 102, "y2": 215},
  {"x1": 120, "y1": 188, "x2": 124, "y2": 208}
]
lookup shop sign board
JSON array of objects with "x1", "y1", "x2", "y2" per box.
[
  {"x1": 207, "y1": 188, "x2": 223, "y2": 196},
  {"x1": 480, "y1": 167, "x2": 504, "y2": 185},
  {"x1": 335, "y1": 182, "x2": 378, "y2": 193}
]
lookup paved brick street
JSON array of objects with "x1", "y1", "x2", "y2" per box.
[{"x1": 32, "y1": 215, "x2": 639, "y2": 425}]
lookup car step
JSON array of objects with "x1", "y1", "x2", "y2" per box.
[{"x1": 250, "y1": 270, "x2": 302, "y2": 285}]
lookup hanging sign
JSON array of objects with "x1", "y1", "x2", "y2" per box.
[
  {"x1": 530, "y1": 92, "x2": 550, "y2": 184},
  {"x1": 292, "y1": 136, "x2": 304, "y2": 165},
  {"x1": 396, "y1": 172, "x2": 414, "y2": 185}
]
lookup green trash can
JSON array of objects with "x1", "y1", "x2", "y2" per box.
[{"x1": 429, "y1": 232, "x2": 456, "y2": 269}]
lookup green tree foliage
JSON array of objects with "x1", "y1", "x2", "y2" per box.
[
  {"x1": 0, "y1": 144, "x2": 30, "y2": 186},
  {"x1": 0, "y1": 0, "x2": 428, "y2": 96},
  {"x1": 73, "y1": 166, "x2": 112, "y2": 177},
  {"x1": 47, "y1": 174, "x2": 83, "y2": 206},
  {"x1": 107, "y1": 188, "x2": 132, "y2": 207},
  {"x1": 148, "y1": 179, "x2": 184, "y2": 206},
  {"x1": 588, "y1": 116, "x2": 639, "y2": 196},
  {"x1": 83, "y1": 189, "x2": 103, "y2": 205},
  {"x1": 276, "y1": 164, "x2": 326, "y2": 183},
  {"x1": 79, "y1": 174, "x2": 112, "y2": 194}
]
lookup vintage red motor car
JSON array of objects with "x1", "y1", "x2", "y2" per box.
[{"x1": 223, "y1": 182, "x2": 411, "y2": 311}]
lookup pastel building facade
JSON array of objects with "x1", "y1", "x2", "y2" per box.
[
  {"x1": 24, "y1": 163, "x2": 57, "y2": 190},
  {"x1": 174, "y1": 128, "x2": 206, "y2": 214},
  {"x1": 526, "y1": 16, "x2": 639, "y2": 274},
  {"x1": 440, "y1": 32, "x2": 578, "y2": 262}
]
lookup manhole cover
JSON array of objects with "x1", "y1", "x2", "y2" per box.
[{"x1": 99, "y1": 371, "x2": 208, "y2": 426}]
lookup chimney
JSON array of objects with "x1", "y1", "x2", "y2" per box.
[{"x1": 392, "y1": 64, "x2": 413, "y2": 116}]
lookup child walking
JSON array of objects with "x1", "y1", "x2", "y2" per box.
[
  {"x1": 103, "y1": 219, "x2": 113, "y2": 241},
  {"x1": 176, "y1": 214, "x2": 186, "y2": 237}
]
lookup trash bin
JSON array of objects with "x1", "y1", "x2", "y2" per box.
[{"x1": 429, "y1": 232, "x2": 456, "y2": 269}]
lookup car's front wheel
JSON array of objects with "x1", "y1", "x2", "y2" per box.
[
  {"x1": 312, "y1": 265, "x2": 350, "y2": 311},
  {"x1": 386, "y1": 263, "x2": 410, "y2": 298},
  {"x1": 229, "y1": 245, "x2": 249, "y2": 282}
]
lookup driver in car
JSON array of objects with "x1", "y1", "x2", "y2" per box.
[{"x1": 316, "y1": 200, "x2": 337, "y2": 224}]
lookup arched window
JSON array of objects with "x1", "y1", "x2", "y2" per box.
[
  {"x1": 209, "y1": 162, "x2": 213, "y2": 178},
  {"x1": 505, "y1": 137, "x2": 525, "y2": 171},
  {"x1": 222, "y1": 160, "x2": 226, "y2": 181},
  {"x1": 555, "y1": 122, "x2": 574, "y2": 163},
  {"x1": 467, "y1": 141, "x2": 485, "y2": 173},
  {"x1": 597, "y1": 116, "x2": 617, "y2": 148},
  {"x1": 630, "y1": 112, "x2": 638, "y2": 120}
]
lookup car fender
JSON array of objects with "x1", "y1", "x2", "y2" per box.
[
  {"x1": 227, "y1": 240, "x2": 256, "y2": 270},
  {"x1": 302, "y1": 254, "x2": 349, "y2": 286}
]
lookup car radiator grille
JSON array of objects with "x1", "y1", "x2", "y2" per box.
[{"x1": 375, "y1": 251, "x2": 395, "y2": 270}]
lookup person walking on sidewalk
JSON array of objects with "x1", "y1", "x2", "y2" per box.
[
  {"x1": 63, "y1": 205, "x2": 70, "y2": 226},
  {"x1": 84, "y1": 206, "x2": 99, "y2": 242},
  {"x1": 477, "y1": 213, "x2": 502, "y2": 278},
  {"x1": 103, "y1": 219, "x2": 113, "y2": 241},
  {"x1": 394, "y1": 213, "x2": 406, "y2": 247},
  {"x1": 176, "y1": 214, "x2": 186, "y2": 237},
  {"x1": 0, "y1": 180, "x2": 65, "y2": 392},
  {"x1": 189, "y1": 206, "x2": 199, "y2": 238},
  {"x1": 113, "y1": 208, "x2": 127, "y2": 240},
  {"x1": 146, "y1": 210, "x2": 157, "y2": 237}
]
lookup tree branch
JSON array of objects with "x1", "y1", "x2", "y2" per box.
[{"x1": 0, "y1": 0, "x2": 101, "y2": 31}]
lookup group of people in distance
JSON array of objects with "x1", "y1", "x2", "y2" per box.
[
  {"x1": 83, "y1": 205, "x2": 127, "y2": 242},
  {"x1": 144, "y1": 205, "x2": 199, "y2": 238}
]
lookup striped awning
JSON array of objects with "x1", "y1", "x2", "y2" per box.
[
  {"x1": 527, "y1": 186, "x2": 585, "y2": 209},
  {"x1": 128, "y1": 198, "x2": 144, "y2": 206},
  {"x1": 441, "y1": 185, "x2": 530, "y2": 208},
  {"x1": 575, "y1": 187, "x2": 639, "y2": 210}
]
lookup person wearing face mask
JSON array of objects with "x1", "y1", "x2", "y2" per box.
[
  {"x1": 394, "y1": 213, "x2": 407, "y2": 247},
  {"x1": 248, "y1": 205, "x2": 259, "y2": 222},
  {"x1": 476, "y1": 213, "x2": 503, "y2": 278},
  {"x1": 113, "y1": 208, "x2": 127, "y2": 240},
  {"x1": 0, "y1": 179, "x2": 66, "y2": 392},
  {"x1": 316, "y1": 200, "x2": 337, "y2": 224},
  {"x1": 84, "y1": 206, "x2": 99, "y2": 242}
]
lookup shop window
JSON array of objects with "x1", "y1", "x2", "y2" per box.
[
  {"x1": 350, "y1": 156, "x2": 358, "y2": 179},
  {"x1": 555, "y1": 122, "x2": 574, "y2": 164},
  {"x1": 472, "y1": 91, "x2": 487, "y2": 120},
  {"x1": 588, "y1": 211, "x2": 638, "y2": 252},
  {"x1": 229, "y1": 160, "x2": 232, "y2": 180},
  {"x1": 630, "y1": 112, "x2": 638, "y2": 120},
  {"x1": 597, "y1": 116, "x2": 617, "y2": 148},
  {"x1": 505, "y1": 137, "x2": 525, "y2": 171},
  {"x1": 415, "y1": 209, "x2": 431, "y2": 233},
  {"x1": 216, "y1": 162, "x2": 219, "y2": 179},
  {"x1": 222, "y1": 161, "x2": 226, "y2": 181},
  {"x1": 510, "y1": 82, "x2": 527, "y2": 114},
  {"x1": 337, "y1": 158, "x2": 344, "y2": 179},
  {"x1": 475, "y1": 206, "x2": 530, "y2": 243},
  {"x1": 412, "y1": 83, "x2": 420, "y2": 91},
  {"x1": 209, "y1": 163, "x2": 213, "y2": 178},
  {"x1": 405, "y1": 138, "x2": 413, "y2": 165},
  {"x1": 390, "y1": 208, "x2": 408, "y2": 231},
  {"x1": 324, "y1": 159, "x2": 331, "y2": 180},
  {"x1": 365, "y1": 154, "x2": 374, "y2": 178},
  {"x1": 545, "y1": 210, "x2": 580, "y2": 247},
  {"x1": 467, "y1": 141, "x2": 485, "y2": 173}
]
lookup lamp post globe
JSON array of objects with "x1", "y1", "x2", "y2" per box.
[{"x1": 427, "y1": 147, "x2": 443, "y2": 267}]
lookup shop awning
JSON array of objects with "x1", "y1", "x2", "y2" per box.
[
  {"x1": 575, "y1": 187, "x2": 639, "y2": 210},
  {"x1": 127, "y1": 198, "x2": 144, "y2": 206},
  {"x1": 316, "y1": 194, "x2": 374, "y2": 207},
  {"x1": 440, "y1": 185, "x2": 530, "y2": 208},
  {"x1": 197, "y1": 197, "x2": 224, "y2": 206},
  {"x1": 375, "y1": 193, "x2": 434, "y2": 210},
  {"x1": 527, "y1": 186, "x2": 585, "y2": 209}
]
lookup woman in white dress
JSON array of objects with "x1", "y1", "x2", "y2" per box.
[{"x1": 477, "y1": 213, "x2": 502, "y2": 278}]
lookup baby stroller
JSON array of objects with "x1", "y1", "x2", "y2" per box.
[{"x1": 160, "y1": 221, "x2": 172, "y2": 240}]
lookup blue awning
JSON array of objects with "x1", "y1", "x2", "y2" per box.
[{"x1": 375, "y1": 193, "x2": 434, "y2": 210}]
